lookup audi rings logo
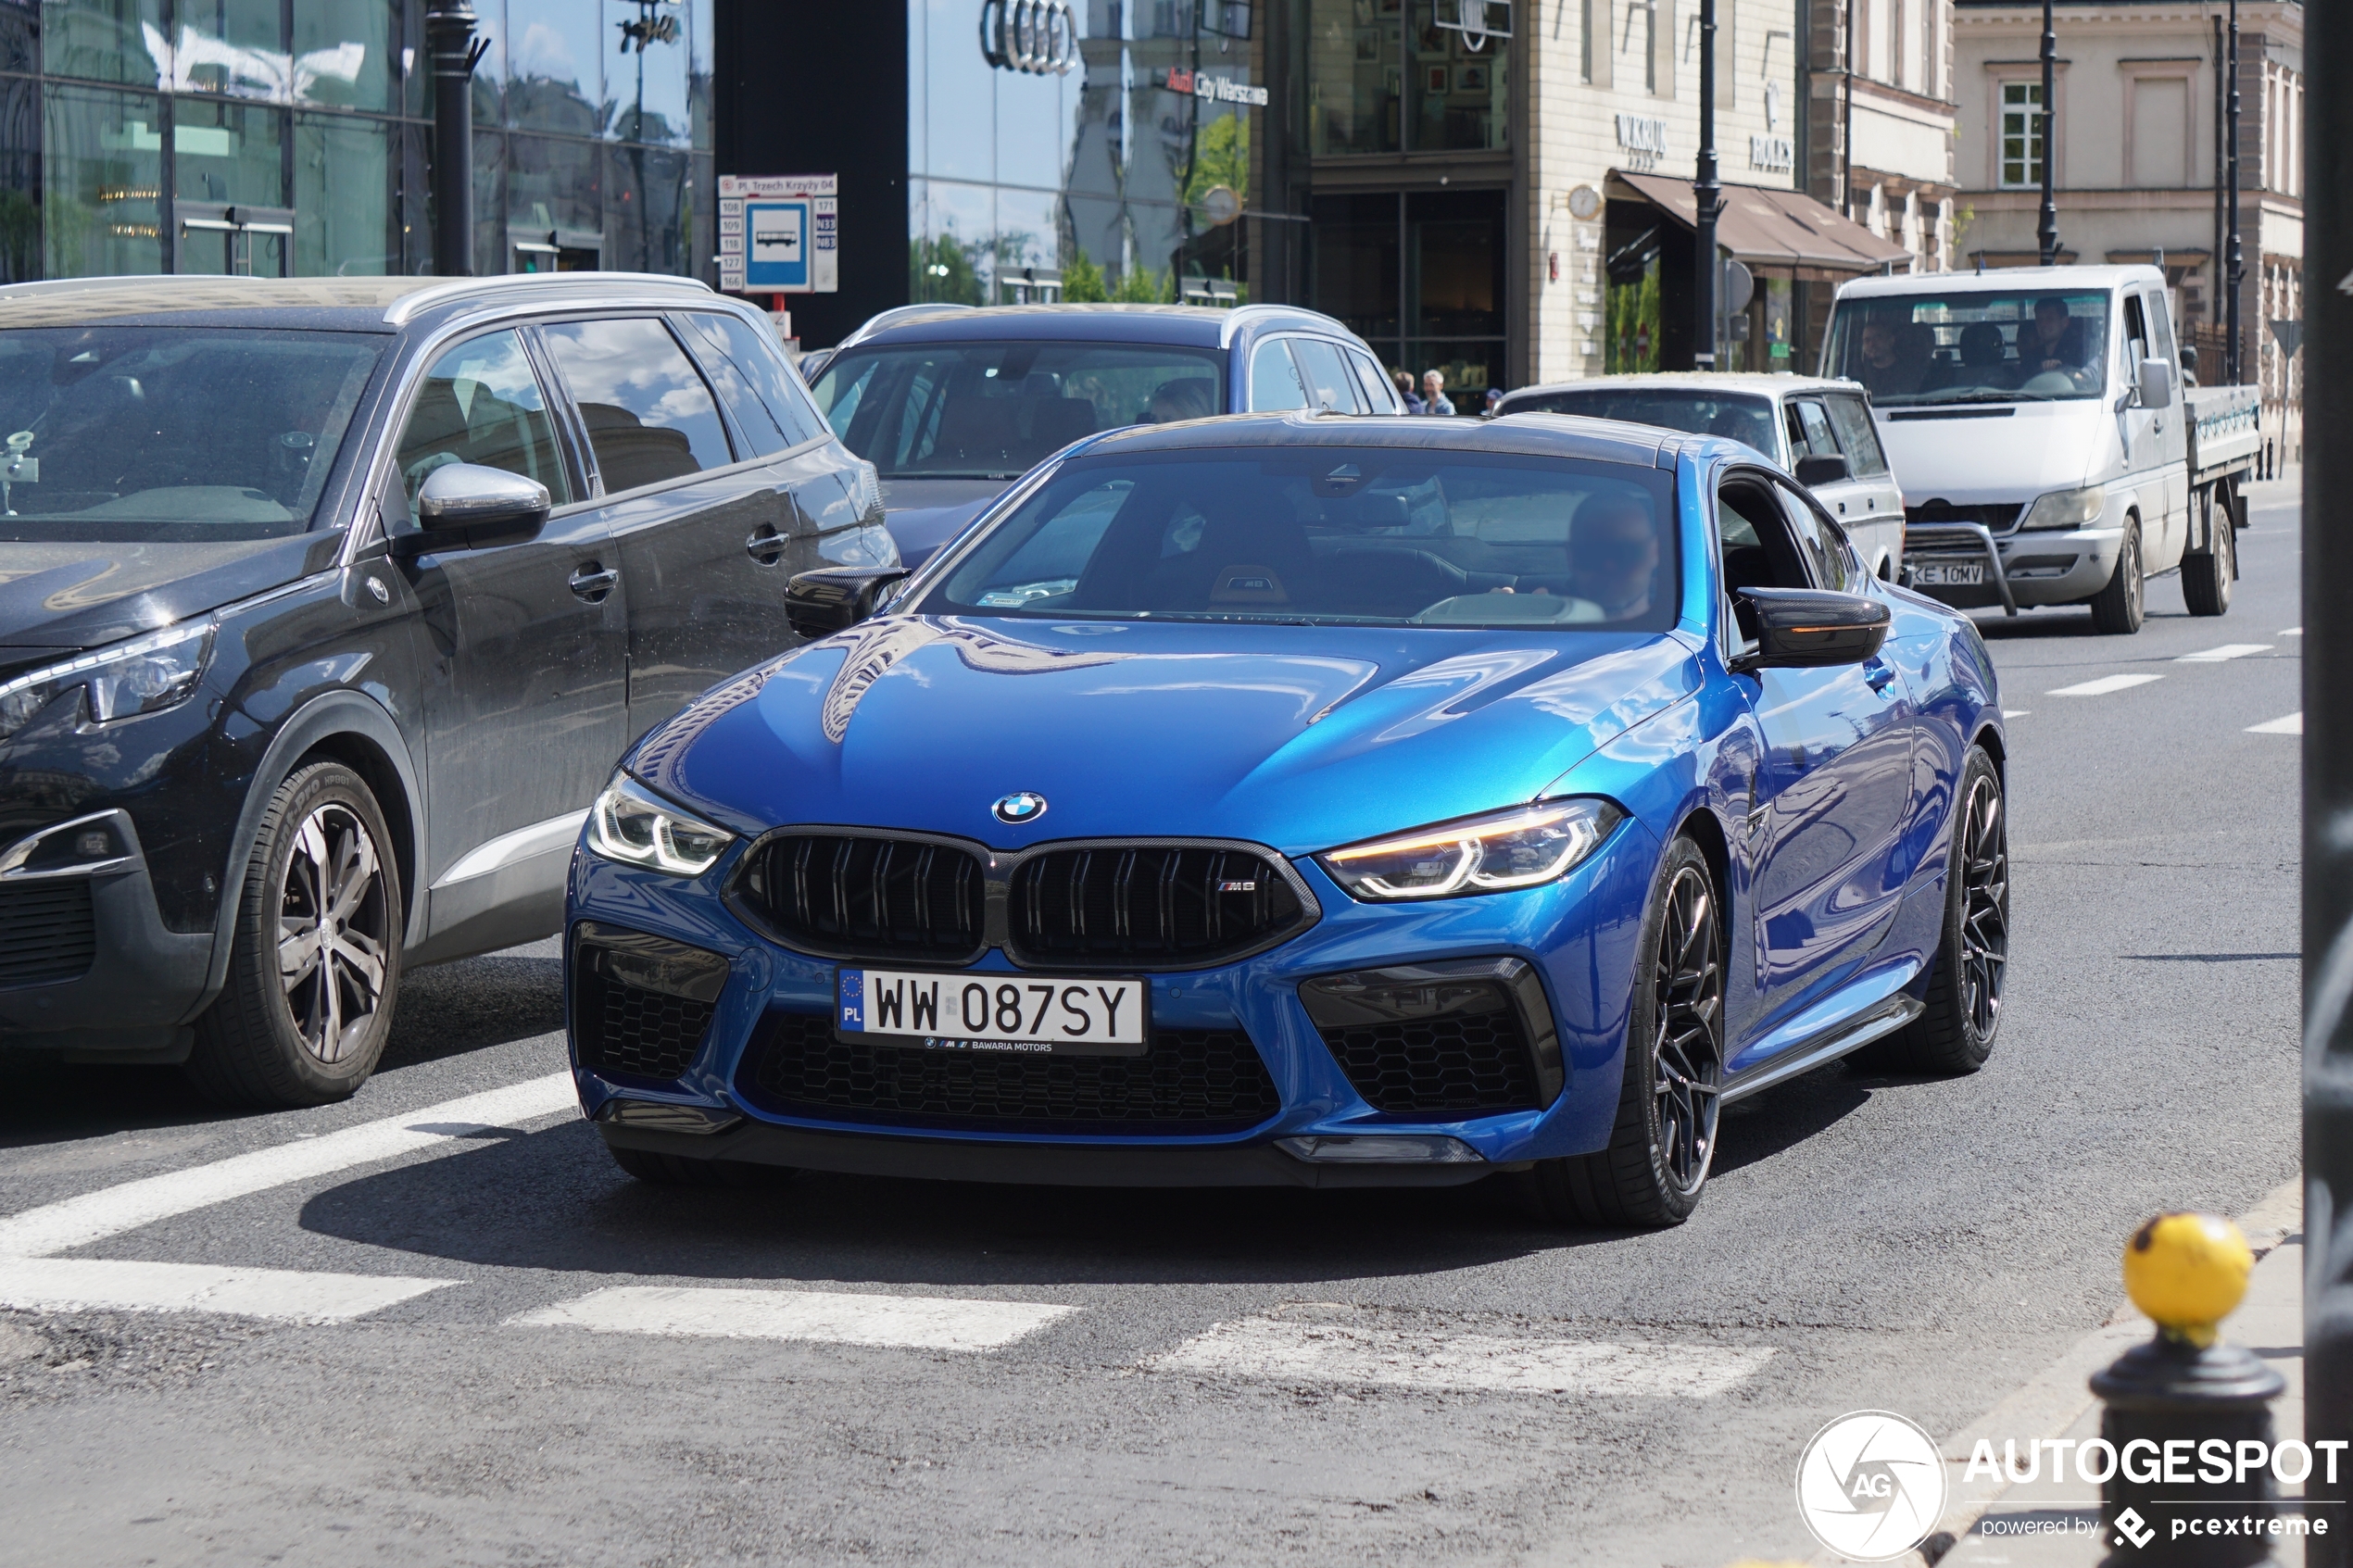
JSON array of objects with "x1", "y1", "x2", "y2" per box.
[
  {"x1": 980, "y1": 0, "x2": 1081, "y2": 75},
  {"x1": 1794, "y1": 1411, "x2": 1948, "y2": 1562}
]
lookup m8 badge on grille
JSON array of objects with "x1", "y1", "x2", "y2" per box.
[{"x1": 837, "y1": 968, "x2": 1150, "y2": 1056}]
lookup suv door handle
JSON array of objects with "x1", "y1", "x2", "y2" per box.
[
  {"x1": 569, "y1": 563, "x2": 619, "y2": 602},
  {"x1": 746, "y1": 522, "x2": 787, "y2": 565},
  {"x1": 1865, "y1": 665, "x2": 1897, "y2": 694}
]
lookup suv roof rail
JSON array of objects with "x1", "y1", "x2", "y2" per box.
[
  {"x1": 1217, "y1": 303, "x2": 1353, "y2": 349},
  {"x1": 382, "y1": 270, "x2": 712, "y2": 326},
  {"x1": 836, "y1": 302, "x2": 975, "y2": 351}
]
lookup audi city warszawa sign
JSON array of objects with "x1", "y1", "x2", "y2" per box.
[{"x1": 980, "y1": 0, "x2": 1081, "y2": 75}]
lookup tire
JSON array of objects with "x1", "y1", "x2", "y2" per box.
[
  {"x1": 185, "y1": 762, "x2": 403, "y2": 1107},
  {"x1": 1859, "y1": 747, "x2": 2008, "y2": 1076},
  {"x1": 2088, "y1": 519, "x2": 2145, "y2": 633},
  {"x1": 2183, "y1": 490, "x2": 2235, "y2": 617},
  {"x1": 608, "y1": 1143, "x2": 799, "y2": 1189},
  {"x1": 1524, "y1": 837, "x2": 1725, "y2": 1228}
]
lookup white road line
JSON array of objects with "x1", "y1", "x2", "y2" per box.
[
  {"x1": 0, "y1": 1258, "x2": 457, "y2": 1323},
  {"x1": 0, "y1": 1072, "x2": 577, "y2": 1260},
  {"x1": 1144, "y1": 1316, "x2": 1775, "y2": 1397},
  {"x1": 2175, "y1": 643, "x2": 2272, "y2": 662},
  {"x1": 2045, "y1": 673, "x2": 2164, "y2": 697},
  {"x1": 2281, "y1": 627, "x2": 2305, "y2": 636},
  {"x1": 510, "y1": 1286, "x2": 1076, "y2": 1351},
  {"x1": 2002, "y1": 709, "x2": 2031, "y2": 718},
  {"x1": 2247, "y1": 712, "x2": 2303, "y2": 735}
]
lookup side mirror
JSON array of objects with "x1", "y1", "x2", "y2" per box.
[
  {"x1": 2138, "y1": 357, "x2": 2176, "y2": 410},
  {"x1": 1793, "y1": 453, "x2": 1852, "y2": 487},
  {"x1": 402, "y1": 462, "x2": 550, "y2": 552},
  {"x1": 786, "y1": 565, "x2": 912, "y2": 640},
  {"x1": 1730, "y1": 586, "x2": 1891, "y2": 672}
]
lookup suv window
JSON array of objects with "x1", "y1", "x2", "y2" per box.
[
  {"x1": 1348, "y1": 350, "x2": 1395, "y2": 413},
  {"x1": 681, "y1": 311, "x2": 828, "y2": 451},
  {"x1": 539, "y1": 317, "x2": 734, "y2": 493},
  {"x1": 1788, "y1": 398, "x2": 1840, "y2": 463},
  {"x1": 393, "y1": 329, "x2": 572, "y2": 524},
  {"x1": 1249, "y1": 338, "x2": 1309, "y2": 411},
  {"x1": 1821, "y1": 395, "x2": 1889, "y2": 476},
  {"x1": 1289, "y1": 338, "x2": 1362, "y2": 412}
]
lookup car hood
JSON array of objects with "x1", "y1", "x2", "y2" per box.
[
  {"x1": 1875, "y1": 400, "x2": 2106, "y2": 506},
  {"x1": 0, "y1": 533, "x2": 338, "y2": 649},
  {"x1": 634, "y1": 617, "x2": 1704, "y2": 857},
  {"x1": 877, "y1": 477, "x2": 1008, "y2": 568}
]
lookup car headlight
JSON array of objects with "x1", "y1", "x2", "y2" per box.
[
  {"x1": 1317, "y1": 798, "x2": 1625, "y2": 901},
  {"x1": 586, "y1": 772, "x2": 736, "y2": 876},
  {"x1": 2020, "y1": 484, "x2": 2108, "y2": 531},
  {"x1": 0, "y1": 619, "x2": 216, "y2": 743}
]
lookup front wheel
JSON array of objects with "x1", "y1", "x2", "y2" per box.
[
  {"x1": 2088, "y1": 520, "x2": 2145, "y2": 633},
  {"x1": 1524, "y1": 837, "x2": 1724, "y2": 1228},
  {"x1": 2183, "y1": 490, "x2": 2236, "y2": 617},
  {"x1": 185, "y1": 762, "x2": 402, "y2": 1107}
]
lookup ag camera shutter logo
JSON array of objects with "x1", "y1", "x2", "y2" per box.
[{"x1": 1793, "y1": 1411, "x2": 1948, "y2": 1561}]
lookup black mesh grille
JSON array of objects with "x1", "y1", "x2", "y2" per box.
[
  {"x1": 1317, "y1": 1007, "x2": 1542, "y2": 1114},
  {"x1": 1008, "y1": 846, "x2": 1308, "y2": 969},
  {"x1": 734, "y1": 834, "x2": 986, "y2": 962},
  {"x1": 1906, "y1": 503, "x2": 2023, "y2": 535},
  {"x1": 0, "y1": 881, "x2": 95, "y2": 988},
  {"x1": 737, "y1": 1011, "x2": 1281, "y2": 1135},
  {"x1": 575, "y1": 966, "x2": 715, "y2": 1082}
]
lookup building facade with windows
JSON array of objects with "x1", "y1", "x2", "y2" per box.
[
  {"x1": 0, "y1": 0, "x2": 711, "y2": 285},
  {"x1": 1951, "y1": 0, "x2": 2302, "y2": 457}
]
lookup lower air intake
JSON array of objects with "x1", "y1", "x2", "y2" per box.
[
  {"x1": 0, "y1": 882, "x2": 95, "y2": 988},
  {"x1": 572, "y1": 923, "x2": 728, "y2": 1083}
]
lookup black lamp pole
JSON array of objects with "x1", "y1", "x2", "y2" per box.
[
  {"x1": 2035, "y1": 0, "x2": 2057, "y2": 267},
  {"x1": 426, "y1": 1, "x2": 485, "y2": 278},
  {"x1": 2225, "y1": 0, "x2": 2243, "y2": 384},
  {"x1": 1693, "y1": 0, "x2": 1720, "y2": 370}
]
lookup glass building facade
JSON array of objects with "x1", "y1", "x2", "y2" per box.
[{"x1": 0, "y1": 0, "x2": 711, "y2": 282}]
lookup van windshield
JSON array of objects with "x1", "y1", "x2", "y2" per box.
[
  {"x1": 1824, "y1": 291, "x2": 2111, "y2": 405},
  {"x1": 0, "y1": 328, "x2": 382, "y2": 542},
  {"x1": 807, "y1": 341, "x2": 1227, "y2": 480}
]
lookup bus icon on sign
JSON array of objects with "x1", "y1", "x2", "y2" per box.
[{"x1": 745, "y1": 200, "x2": 808, "y2": 289}]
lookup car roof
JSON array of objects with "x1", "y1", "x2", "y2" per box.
[
  {"x1": 1501, "y1": 373, "x2": 1867, "y2": 402},
  {"x1": 840, "y1": 301, "x2": 1372, "y2": 354},
  {"x1": 0, "y1": 271, "x2": 719, "y2": 333},
  {"x1": 1837, "y1": 263, "x2": 2164, "y2": 299},
  {"x1": 1057, "y1": 408, "x2": 1701, "y2": 470}
]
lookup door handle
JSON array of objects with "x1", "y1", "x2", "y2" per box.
[
  {"x1": 569, "y1": 563, "x2": 619, "y2": 603},
  {"x1": 1865, "y1": 664, "x2": 1897, "y2": 694},
  {"x1": 746, "y1": 522, "x2": 787, "y2": 565}
]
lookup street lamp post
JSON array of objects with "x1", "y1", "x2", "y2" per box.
[
  {"x1": 425, "y1": 0, "x2": 486, "y2": 278},
  {"x1": 2225, "y1": 0, "x2": 2243, "y2": 384},
  {"x1": 1693, "y1": 0, "x2": 1720, "y2": 370},
  {"x1": 2036, "y1": 0, "x2": 2057, "y2": 267}
]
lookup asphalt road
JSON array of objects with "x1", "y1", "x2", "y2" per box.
[{"x1": 0, "y1": 481, "x2": 2305, "y2": 1567}]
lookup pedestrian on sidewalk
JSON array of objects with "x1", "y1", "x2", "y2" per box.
[
  {"x1": 1392, "y1": 369, "x2": 1425, "y2": 414},
  {"x1": 1422, "y1": 369, "x2": 1455, "y2": 417}
]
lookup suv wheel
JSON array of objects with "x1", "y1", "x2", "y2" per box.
[
  {"x1": 2089, "y1": 520, "x2": 2145, "y2": 633},
  {"x1": 186, "y1": 762, "x2": 402, "y2": 1107}
]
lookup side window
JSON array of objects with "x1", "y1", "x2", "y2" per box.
[
  {"x1": 392, "y1": 329, "x2": 572, "y2": 524},
  {"x1": 1822, "y1": 395, "x2": 1889, "y2": 477},
  {"x1": 682, "y1": 311, "x2": 830, "y2": 449},
  {"x1": 1792, "y1": 398, "x2": 1840, "y2": 461},
  {"x1": 2146, "y1": 294, "x2": 2178, "y2": 366},
  {"x1": 538, "y1": 317, "x2": 735, "y2": 493},
  {"x1": 1348, "y1": 350, "x2": 1396, "y2": 413},
  {"x1": 1776, "y1": 482, "x2": 1856, "y2": 593},
  {"x1": 1289, "y1": 338, "x2": 1363, "y2": 412},
  {"x1": 1248, "y1": 337, "x2": 1309, "y2": 411},
  {"x1": 1717, "y1": 476, "x2": 1812, "y2": 596},
  {"x1": 2121, "y1": 294, "x2": 2151, "y2": 370}
]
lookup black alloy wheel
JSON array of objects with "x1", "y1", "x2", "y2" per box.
[
  {"x1": 1525, "y1": 836, "x2": 1725, "y2": 1227},
  {"x1": 2089, "y1": 520, "x2": 2145, "y2": 633},
  {"x1": 1862, "y1": 746, "x2": 2008, "y2": 1075}
]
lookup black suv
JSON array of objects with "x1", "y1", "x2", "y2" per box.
[{"x1": 0, "y1": 273, "x2": 890, "y2": 1105}]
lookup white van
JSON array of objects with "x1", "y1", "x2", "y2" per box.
[{"x1": 1823, "y1": 264, "x2": 2253, "y2": 633}]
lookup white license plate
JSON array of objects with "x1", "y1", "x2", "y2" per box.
[
  {"x1": 836, "y1": 969, "x2": 1150, "y2": 1057},
  {"x1": 1911, "y1": 559, "x2": 1986, "y2": 586}
]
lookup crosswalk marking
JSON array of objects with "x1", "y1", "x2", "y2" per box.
[
  {"x1": 2281, "y1": 627, "x2": 2304, "y2": 636},
  {"x1": 2247, "y1": 712, "x2": 2303, "y2": 735},
  {"x1": 2045, "y1": 673, "x2": 2164, "y2": 697},
  {"x1": 2002, "y1": 709, "x2": 2031, "y2": 718},
  {"x1": 2176, "y1": 643, "x2": 2272, "y2": 662},
  {"x1": 510, "y1": 1286, "x2": 1076, "y2": 1351},
  {"x1": 0, "y1": 1073, "x2": 577, "y2": 1261},
  {"x1": 0, "y1": 1258, "x2": 457, "y2": 1323},
  {"x1": 1144, "y1": 1314, "x2": 1775, "y2": 1397}
]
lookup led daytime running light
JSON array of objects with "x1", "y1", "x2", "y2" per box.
[
  {"x1": 0, "y1": 619, "x2": 215, "y2": 740},
  {"x1": 1318, "y1": 798, "x2": 1623, "y2": 902},
  {"x1": 587, "y1": 773, "x2": 736, "y2": 877}
]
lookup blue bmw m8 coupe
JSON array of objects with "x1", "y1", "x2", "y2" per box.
[{"x1": 564, "y1": 411, "x2": 2007, "y2": 1225}]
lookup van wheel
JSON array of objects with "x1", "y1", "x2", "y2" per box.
[
  {"x1": 185, "y1": 763, "x2": 402, "y2": 1107},
  {"x1": 2089, "y1": 520, "x2": 2145, "y2": 633},
  {"x1": 2183, "y1": 492, "x2": 2235, "y2": 617}
]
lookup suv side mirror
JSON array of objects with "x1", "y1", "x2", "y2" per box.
[
  {"x1": 1793, "y1": 453, "x2": 1852, "y2": 487},
  {"x1": 786, "y1": 565, "x2": 912, "y2": 639},
  {"x1": 2137, "y1": 357, "x2": 2176, "y2": 410},
  {"x1": 403, "y1": 462, "x2": 550, "y2": 552},
  {"x1": 1730, "y1": 586, "x2": 1891, "y2": 672}
]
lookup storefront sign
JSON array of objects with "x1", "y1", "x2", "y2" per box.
[
  {"x1": 1615, "y1": 113, "x2": 1667, "y2": 158},
  {"x1": 1163, "y1": 68, "x2": 1269, "y2": 107},
  {"x1": 980, "y1": 0, "x2": 1081, "y2": 76},
  {"x1": 1749, "y1": 134, "x2": 1793, "y2": 172},
  {"x1": 718, "y1": 174, "x2": 837, "y2": 295}
]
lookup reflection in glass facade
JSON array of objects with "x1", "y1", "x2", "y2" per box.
[
  {"x1": 1306, "y1": 0, "x2": 1507, "y2": 157},
  {"x1": 0, "y1": 0, "x2": 712, "y2": 282},
  {"x1": 908, "y1": 0, "x2": 1290, "y2": 308}
]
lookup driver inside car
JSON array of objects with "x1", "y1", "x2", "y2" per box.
[{"x1": 1566, "y1": 493, "x2": 1665, "y2": 621}]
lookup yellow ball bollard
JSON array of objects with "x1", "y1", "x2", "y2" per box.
[{"x1": 2122, "y1": 1211, "x2": 2256, "y2": 1348}]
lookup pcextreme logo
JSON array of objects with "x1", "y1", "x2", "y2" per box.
[{"x1": 1794, "y1": 1411, "x2": 1949, "y2": 1561}]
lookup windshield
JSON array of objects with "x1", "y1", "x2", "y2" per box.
[
  {"x1": 925, "y1": 448, "x2": 1680, "y2": 632},
  {"x1": 1503, "y1": 388, "x2": 1778, "y2": 460},
  {"x1": 808, "y1": 341, "x2": 1227, "y2": 480},
  {"x1": 1824, "y1": 290, "x2": 2111, "y2": 405},
  {"x1": 0, "y1": 328, "x2": 382, "y2": 542}
]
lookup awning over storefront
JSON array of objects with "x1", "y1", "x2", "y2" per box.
[{"x1": 1608, "y1": 171, "x2": 1913, "y2": 277}]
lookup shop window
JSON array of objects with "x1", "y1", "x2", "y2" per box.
[
  {"x1": 0, "y1": 74, "x2": 34, "y2": 280},
  {"x1": 170, "y1": 0, "x2": 282, "y2": 100},
  {"x1": 292, "y1": 0, "x2": 397, "y2": 113},
  {"x1": 504, "y1": 0, "x2": 604, "y2": 136},
  {"x1": 1310, "y1": 0, "x2": 1505, "y2": 156},
  {"x1": 42, "y1": 0, "x2": 163, "y2": 87},
  {"x1": 44, "y1": 82, "x2": 159, "y2": 276}
]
